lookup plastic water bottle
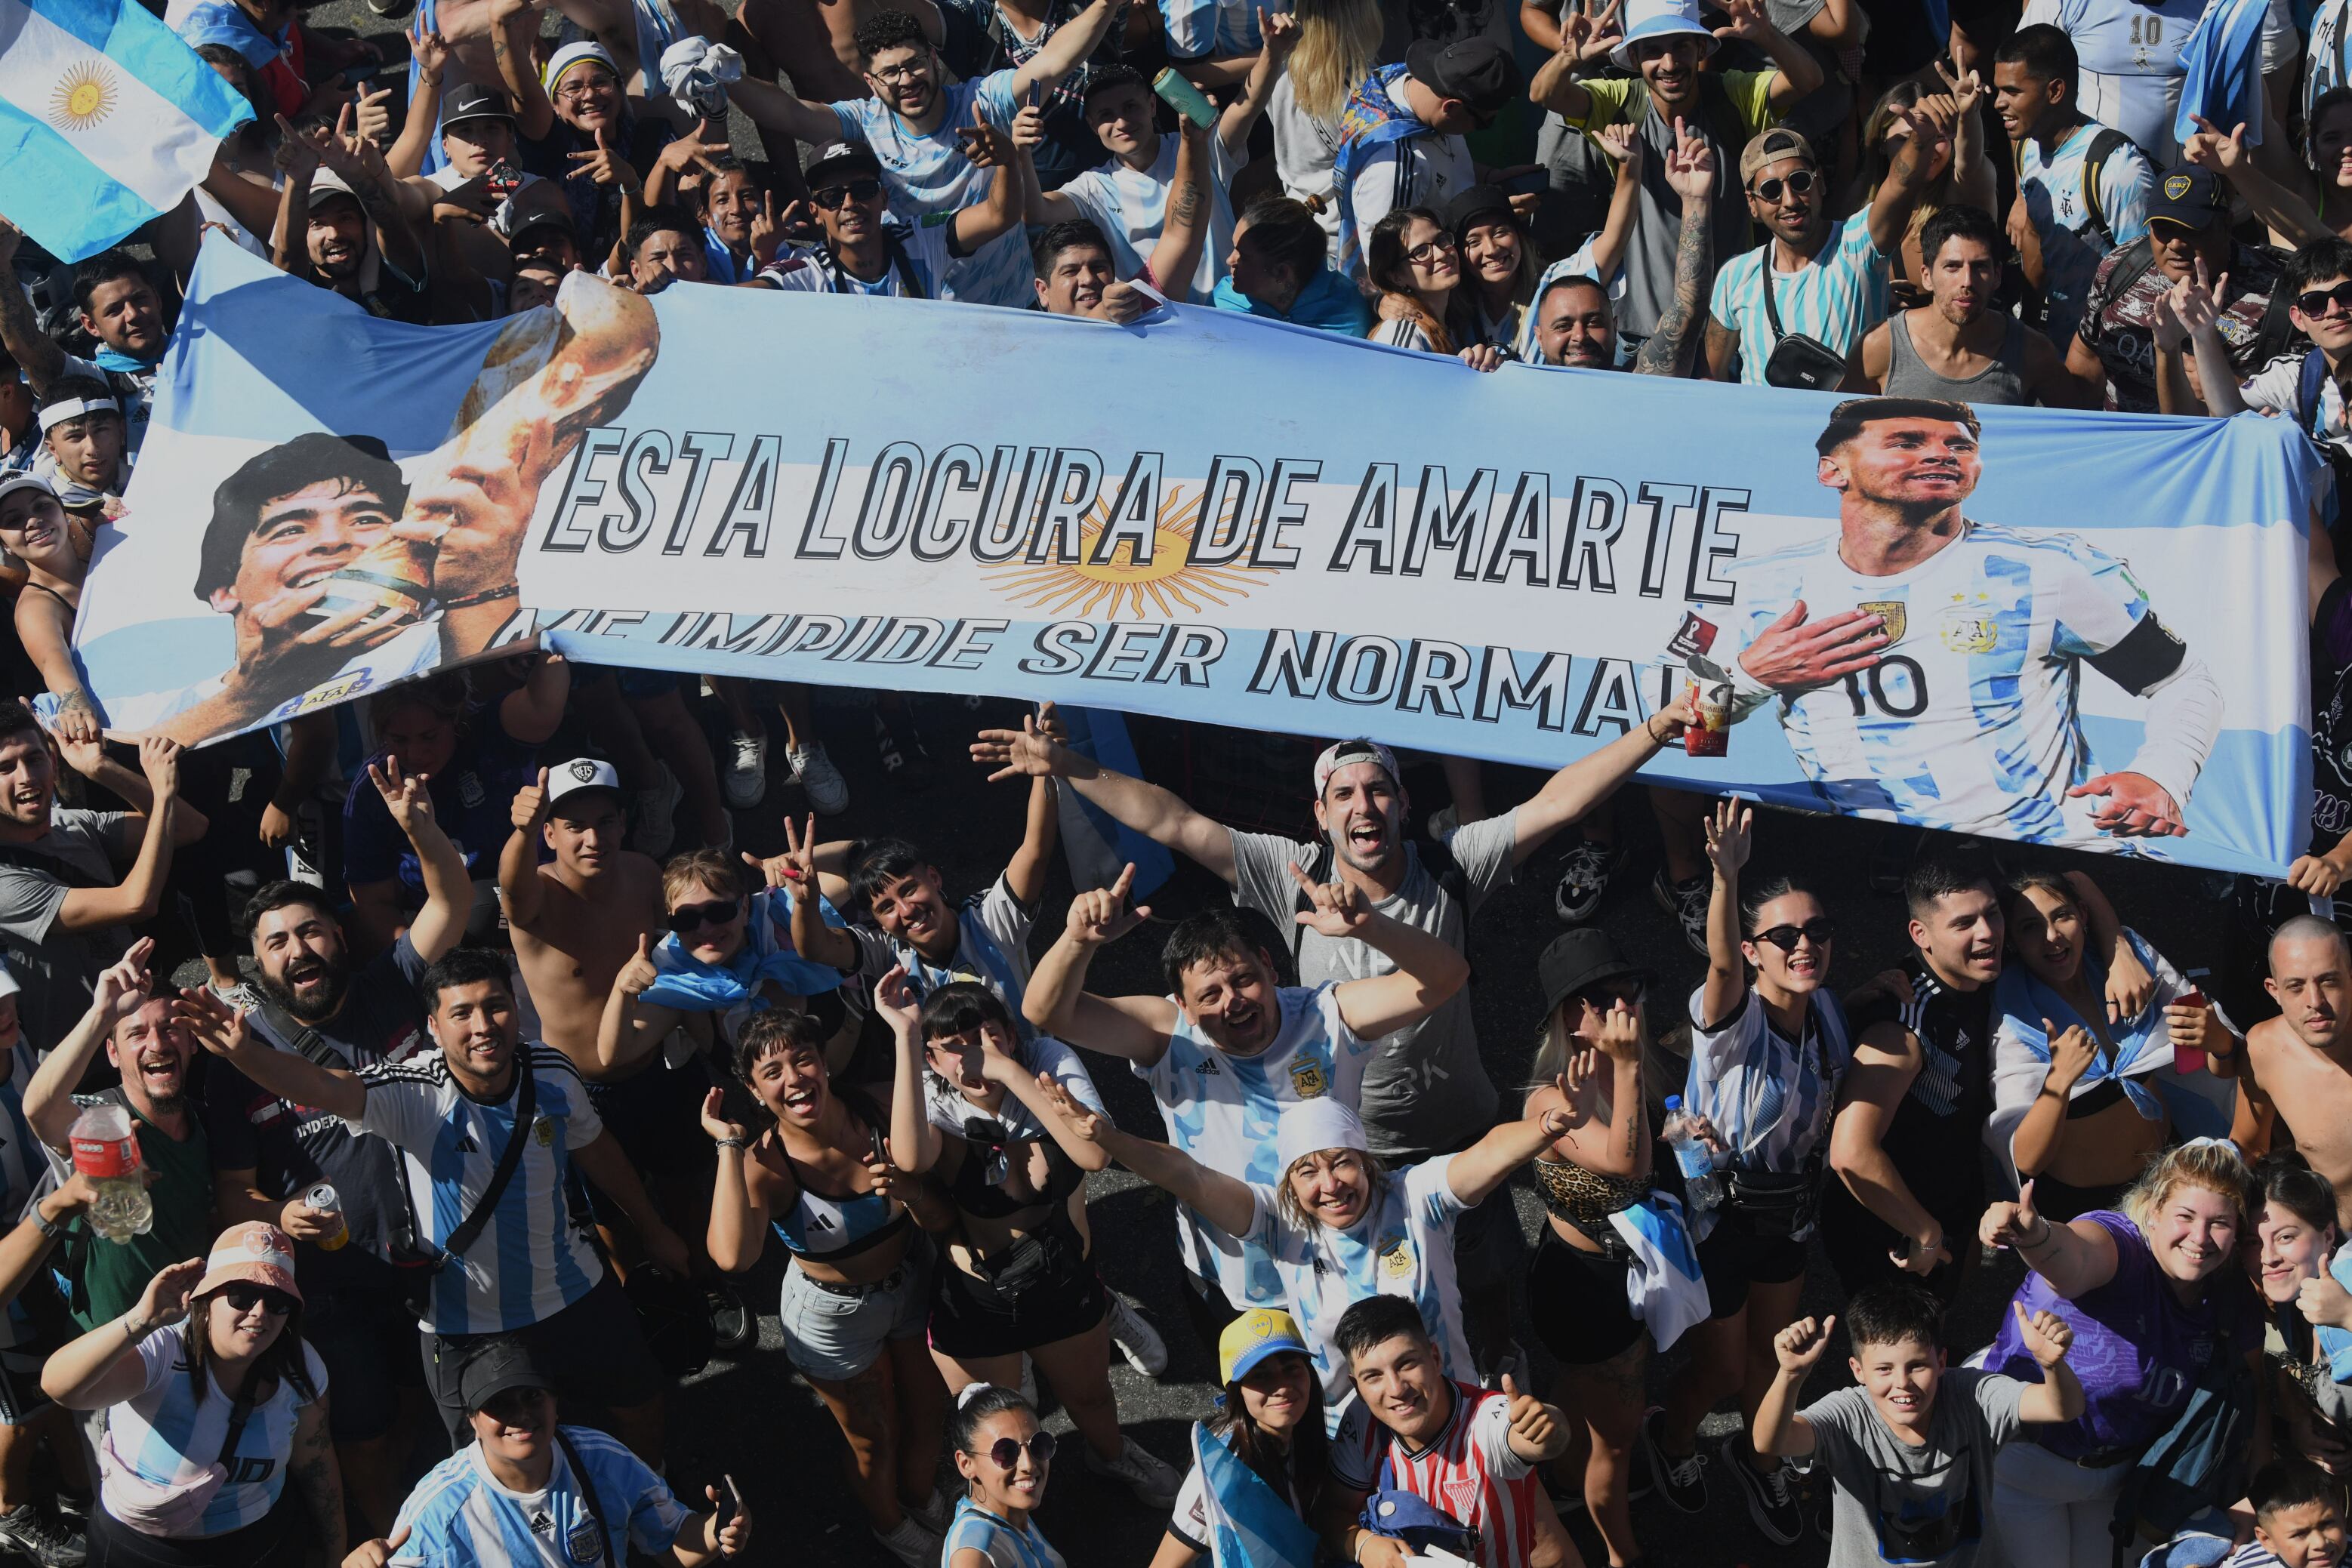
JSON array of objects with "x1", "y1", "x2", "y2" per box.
[
  {"x1": 69, "y1": 1102, "x2": 153, "y2": 1243},
  {"x1": 1661, "y1": 1096, "x2": 1722, "y2": 1215}
]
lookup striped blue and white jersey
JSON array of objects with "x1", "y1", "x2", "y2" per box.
[
  {"x1": 1248, "y1": 1155, "x2": 1472, "y2": 1428},
  {"x1": 388, "y1": 1426, "x2": 689, "y2": 1568},
  {"x1": 1139, "y1": 984, "x2": 1369, "y2": 1306},
  {"x1": 942, "y1": 1498, "x2": 1068, "y2": 1567},
  {"x1": 1707, "y1": 210, "x2": 1889, "y2": 386},
  {"x1": 2018, "y1": 122, "x2": 2153, "y2": 343},
  {"x1": 353, "y1": 1047, "x2": 604, "y2": 1335},
  {"x1": 828, "y1": 72, "x2": 1031, "y2": 308},
  {"x1": 1685, "y1": 986, "x2": 1852, "y2": 1177},
  {"x1": 1697, "y1": 522, "x2": 2177, "y2": 845},
  {"x1": 102, "y1": 1329, "x2": 327, "y2": 1538}
]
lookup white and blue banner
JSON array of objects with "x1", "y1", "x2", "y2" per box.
[
  {"x1": 73, "y1": 241, "x2": 2317, "y2": 876},
  {"x1": 0, "y1": 0, "x2": 251, "y2": 261}
]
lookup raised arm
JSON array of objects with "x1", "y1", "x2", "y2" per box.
[
  {"x1": 951, "y1": 112, "x2": 1034, "y2": 258},
  {"x1": 1020, "y1": 868, "x2": 1181, "y2": 1061},
  {"x1": 1443, "y1": 1101, "x2": 1571, "y2": 1208},
  {"x1": 368, "y1": 756, "x2": 471, "y2": 963},
  {"x1": 1146, "y1": 119, "x2": 1213, "y2": 295},
  {"x1": 177, "y1": 987, "x2": 369, "y2": 1122},
  {"x1": 1867, "y1": 93, "x2": 1956, "y2": 255},
  {"x1": 1980, "y1": 1178, "x2": 2122, "y2": 1301},
  {"x1": 1218, "y1": 9, "x2": 1296, "y2": 153},
  {"x1": 1012, "y1": 0, "x2": 1117, "y2": 97},
  {"x1": 1714, "y1": 0, "x2": 1823, "y2": 110},
  {"x1": 1752, "y1": 1314, "x2": 1834, "y2": 1459},
  {"x1": 492, "y1": 0, "x2": 558, "y2": 142},
  {"x1": 701, "y1": 1088, "x2": 776, "y2": 1273},
  {"x1": 23, "y1": 940, "x2": 153, "y2": 1151},
  {"x1": 593, "y1": 936, "x2": 680, "y2": 1078},
  {"x1": 878, "y1": 969, "x2": 948, "y2": 1173},
  {"x1": 1294, "y1": 870, "x2": 1468, "y2": 1039},
  {"x1": 42, "y1": 1257, "x2": 206, "y2": 1411},
  {"x1": 1586, "y1": 125, "x2": 1646, "y2": 285},
  {"x1": 2184, "y1": 116, "x2": 2326, "y2": 245},
  {"x1": 387, "y1": 22, "x2": 450, "y2": 180},
  {"x1": 971, "y1": 723, "x2": 1236, "y2": 883},
  {"x1": 1036, "y1": 1075, "x2": 1258, "y2": 1234},
  {"x1": 2009, "y1": 1301, "x2": 2085, "y2": 1423},
  {"x1": 499, "y1": 769, "x2": 553, "y2": 933},
  {"x1": 1002, "y1": 729, "x2": 1062, "y2": 905},
  {"x1": 54, "y1": 738, "x2": 187, "y2": 934},
  {"x1": 765, "y1": 816, "x2": 862, "y2": 972},
  {"x1": 723, "y1": 76, "x2": 854, "y2": 146},
  {"x1": 497, "y1": 652, "x2": 571, "y2": 744},
  {"x1": 1697, "y1": 799, "x2": 1751, "y2": 1027},
  {"x1": 0, "y1": 218, "x2": 66, "y2": 391},
  {"x1": 1510, "y1": 692, "x2": 1693, "y2": 861},
  {"x1": 1527, "y1": 0, "x2": 1623, "y2": 119}
]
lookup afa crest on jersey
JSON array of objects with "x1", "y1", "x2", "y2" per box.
[
  {"x1": 1858, "y1": 599, "x2": 1907, "y2": 645},
  {"x1": 1376, "y1": 1232, "x2": 1413, "y2": 1278},
  {"x1": 567, "y1": 1521, "x2": 606, "y2": 1563},
  {"x1": 1938, "y1": 593, "x2": 1999, "y2": 654},
  {"x1": 1290, "y1": 1061, "x2": 1329, "y2": 1098}
]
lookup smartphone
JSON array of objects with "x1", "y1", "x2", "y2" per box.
[
  {"x1": 1497, "y1": 166, "x2": 1549, "y2": 197},
  {"x1": 482, "y1": 159, "x2": 525, "y2": 201},
  {"x1": 2172, "y1": 987, "x2": 2208, "y2": 1074},
  {"x1": 714, "y1": 1474, "x2": 742, "y2": 1527},
  {"x1": 1152, "y1": 68, "x2": 1219, "y2": 129}
]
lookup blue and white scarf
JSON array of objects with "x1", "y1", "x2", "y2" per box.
[
  {"x1": 638, "y1": 886, "x2": 846, "y2": 1012},
  {"x1": 1606, "y1": 1193, "x2": 1709, "y2": 1352}
]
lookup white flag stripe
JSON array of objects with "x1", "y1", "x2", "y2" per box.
[{"x1": 0, "y1": 0, "x2": 220, "y2": 211}]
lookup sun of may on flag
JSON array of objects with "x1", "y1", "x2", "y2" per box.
[{"x1": 0, "y1": 0, "x2": 251, "y2": 262}]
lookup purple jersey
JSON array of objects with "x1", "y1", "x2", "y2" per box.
[{"x1": 1981, "y1": 1210, "x2": 2255, "y2": 1460}]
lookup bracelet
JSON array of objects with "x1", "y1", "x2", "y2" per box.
[
  {"x1": 442, "y1": 584, "x2": 520, "y2": 610},
  {"x1": 714, "y1": 1135, "x2": 747, "y2": 1151},
  {"x1": 122, "y1": 1314, "x2": 152, "y2": 1341},
  {"x1": 2019, "y1": 1216, "x2": 2057, "y2": 1250},
  {"x1": 31, "y1": 1208, "x2": 65, "y2": 1241}
]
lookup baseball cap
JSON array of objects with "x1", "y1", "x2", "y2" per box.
[
  {"x1": 0, "y1": 473, "x2": 56, "y2": 511},
  {"x1": 545, "y1": 756, "x2": 622, "y2": 809},
  {"x1": 307, "y1": 166, "x2": 365, "y2": 212},
  {"x1": 442, "y1": 82, "x2": 516, "y2": 129},
  {"x1": 2147, "y1": 164, "x2": 2228, "y2": 230},
  {"x1": 193, "y1": 1221, "x2": 303, "y2": 1305},
  {"x1": 1404, "y1": 37, "x2": 1521, "y2": 119},
  {"x1": 1275, "y1": 1097, "x2": 1370, "y2": 1174},
  {"x1": 460, "y1": 1337, "x2": 553, "y2": 1413},
  {"x1": 806, "y1": 140, "x2": 883, "y2": 189},
  {"x1": 1218, "y1": 1307, "x2": 1311, "y2": 1385},
  {"x1": 1740, "y1": 126, "x2": 1817, "y2": 186},
  {"x1": 1311, "y1": 738, "x2": 1401, "y2": 798},
  {"x1": 1443, "y1": 183, "x2": 1520, "y2": 236},
  {"x1": 1611, "y1": 0, "x2": 1719, "y2": 71},
  {"x1": 1537, "y1": 928, "x2": 1650, "y2": 1018}
]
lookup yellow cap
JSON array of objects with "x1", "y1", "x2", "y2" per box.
[{"x1": 1218, "y1": 1307, "x2": 1310, "y2": 1386}]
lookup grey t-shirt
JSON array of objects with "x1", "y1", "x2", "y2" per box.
[
  {"x1": 1803, "y1": 1367, "x2": 2025, "y2": 1568},
  {"x1": 0, "y1": 808, "x2": 132, "y2": 1048},
  {"x1": 1227, "y1": 812, "x2": 1512, "y2": 1161}
]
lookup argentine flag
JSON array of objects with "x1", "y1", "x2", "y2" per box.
[{"x1": 0, "y1": 0, "x2": 252, "y2": 261}]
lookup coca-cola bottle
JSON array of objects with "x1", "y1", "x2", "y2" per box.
[{"x1": 68, "y1": 1101, "x2": 153, "y2": 1243}]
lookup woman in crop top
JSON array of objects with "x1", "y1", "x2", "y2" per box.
[
  {"x1": 1521, "y1": 926, "x2": 1707, "y2": 1568},
  {"x1": 880, "y1": 973, "x2": 1182, "y2": 1514},
  {"x1": 703, "y1": 1009, "x2": 954, "y2": 1567}
]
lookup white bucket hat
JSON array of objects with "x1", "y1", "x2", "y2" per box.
[{"x1": 1611, "y1": 0, "x2": 1719, "y2": 72}]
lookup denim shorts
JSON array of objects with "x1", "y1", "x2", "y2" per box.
[{"x1": 778, "y1": 1234, "x2": 933, "y2": 1384}]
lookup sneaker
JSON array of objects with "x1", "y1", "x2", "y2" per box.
[
  {"x1": 707, "y1": 1283, "x2": 755, "y2": 1354},
  {"x1": 365, "y1": 0, "x2": 414, "y2": 17},
  {"x1": 873, "y1": 711, "x2": 935, "y2": 793},
  {"x1": 1087, "y1": 1435, "x2": 1182, "y2": 1511},
  {"x1": 1723, "y1": 1439, "x2": 1802, "y2": 1546},
  {"x1": 1427, "y1": 805, "x2": 1460, "y2": 845},
  {"x1": 0, "y1": 1503, "x2": 88, "y2": 1568},
  {"x1": 633, "y1": 763, "x2": 683, "y2": 860},
  {"x1": 1552, "y1": 838, "x2": 1625, "y2": 926},
  {"x1": 909, "y1": 1489, "x2": 951, "y2": 1535},
  {"x1": 785, "y1": 742, "x2": 849, "y2": 815},
  {"x1": 722, "y1": 730, "x2": 769, "y2": 810},
  {"x1": 209, "y1": 980, "x2": 264, "y2": 1013},
  {"x1": 1106, "y1": 1294, "x2": 1169, "y2": 1377},
  {"x1": 1652, "y1": 867, "x2": 1709, "y2": 957},
  {"x1": 1638, "y1": 1408, "x2": 1707, "y2": 1516},
  {"x1": 871, "y1": 1513, "x2": 942, "y2": 1568}
]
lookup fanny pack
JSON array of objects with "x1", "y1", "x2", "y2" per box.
[
  {"x1": 1759, "y1": 260, "x2": 1847, "y2": 392},
  {"x1": 97, "y1": 1355, "x2": 257, "y2": 1537},
  {"x1": 973, "y1": 1214, "x2": 1080, "y2": 1299},
  {"x1": 1728, "y1": 1164, "x2": 1820, "y2": 1240}
]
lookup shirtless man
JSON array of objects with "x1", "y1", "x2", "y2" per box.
[
  {"x1": 499, "y1": 758, "x2": 663, "y2": 1076},
  {"x1": 2236, "y1": 915, "x2": 2352, "y2": 1223}
]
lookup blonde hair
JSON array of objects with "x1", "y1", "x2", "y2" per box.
[
  {"x1": 1288, "y1": 0, "x2": 1383, "y2": 124},
  {"x1": 661, "y1": 847, "x2": 745, "y2": 909},
  {"x1": 1275, "y1": 1148, "x2": 1390, "y2": 1229},
  {"x1": 2122, "y1": 1140, "x2": 2254, "y2": 1231}
]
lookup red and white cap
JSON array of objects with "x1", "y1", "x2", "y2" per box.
[
  {"x1": 1310, "y1": 738, "x2": 1401, "y2": 799},
  {"x1": 194, "y1": 1221, "x2": 303, "y2": 1305}
]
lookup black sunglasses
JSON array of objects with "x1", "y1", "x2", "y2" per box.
[
  {"x1": 667, "y1": 898, "x2": 740, "y2": 933},
  {"x1": 812, "y1": 179, "x2": 883, "y2": 210},
  {"x1": 976, "y1": 1431, "x2": 1056, "y2": 1470},
  {"x1": 1573, "y1": 978, "x2": 1644, "y2": 1013},
  {"x1": 2299, "y1": 281, "x2": 2352, "y2": 319},
  {"x1": 1749, "y1": 169, "x2": 1816, "y2": 202},
  {"x1": 219, "y1": 1283, "x2": 295, "y2": 1316},
  {"x1": 1751, "y1": 917, "x2": 1837, "y2": 952}
]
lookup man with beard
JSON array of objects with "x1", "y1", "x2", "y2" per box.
[
  {"x1": 275, "y1": 114, "x2": 432, "y2": 324},
  {"x1": 751, "y1": 138, "x2": 1026, "y2": 300},
  {"x1": 1528, "y1": 115, "x2": 1713, "y2": 376},
  {"x1": 23, "y1": 940, "x2": 214, "y2": 1333},
  {"x1": 1030, "y1": 219, "x2": 1164, "y2": 321},
  {"x1": 2235, "y1": 918, "x2": 2352, "y2": 1225},
  {"x1": 1854, "y1": 204, "x2": 2087, "y2": 405},
  {"x1": 982, "y1": 714, "x2": 1690, "y2": 1365},
  {"x1": 195, "y1": 756, "x2": 470, "y2": 1536}
]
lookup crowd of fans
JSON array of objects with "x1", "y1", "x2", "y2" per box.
[{"x1": 3, "y1": 0, "x2": 2352, "y2": 1560}]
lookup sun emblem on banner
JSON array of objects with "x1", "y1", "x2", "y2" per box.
[
  {"x1": 48, "y1": 61, "x2": 118, "y2": 132},
  {"x1": 981, "y1": 485, "x2": 1272, "y2": 620}
]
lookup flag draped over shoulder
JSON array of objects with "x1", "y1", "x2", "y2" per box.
[{"x1": 0, "y1": 0, "x2": 252, "y2": 261}]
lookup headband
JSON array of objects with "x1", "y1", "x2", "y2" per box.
[
  {"x1": 39, "y1": 398, "x2": 119, "y2": 433},
  {"x1": 542, "y1": 42, "x2": 618, "y2": 91}
]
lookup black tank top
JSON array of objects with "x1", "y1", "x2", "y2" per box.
[{"x1": 1845, "y1": 953, "x2": 1995, "y2": 1209}]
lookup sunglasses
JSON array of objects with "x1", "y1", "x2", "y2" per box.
[
  {"x1": 975, "y1": 1431, "x2": 1056, "y2": 1470},
  {"x1": 2299, "y1": 281, "x2": 2352, "y2": 319},
  {"x1": 1748, "y1": 169, "x2": 1816, "y2": 202},
  {"x1": 813, "y1": 178, "x2": 883, "y2": 209},
  {"x1": 1405, "y1": 231, "x2": 1457, "y2": 265},
  {"x1": 1573, "y1": 980, "x2": 1643, "y2": 1013},
  {"x1": 1750, "y1": 917, "x2": 1837, "y2": 952},
  {"x1": 219, "y1": 1283, "x2": 294, "y2": 1316},
  {"x1": 667, "y1": 898, "x2": 740, "y2": 933}
]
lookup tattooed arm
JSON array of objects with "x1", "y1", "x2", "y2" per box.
[
  {"x1": 288, "y1": 1398, "x2": 347, "y2": 1561},
  {"x1": 1636, "y1": 118, "x2": 1716, "y2": 378}
]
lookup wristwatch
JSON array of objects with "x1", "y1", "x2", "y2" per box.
[{"x1": 30, "y1": 1207, "x2": 65, "y2": 1241}]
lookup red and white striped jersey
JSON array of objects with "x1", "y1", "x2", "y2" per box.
[{"x1": 1332, "y1": 1381, "x2": 1545, "y2": 1568}]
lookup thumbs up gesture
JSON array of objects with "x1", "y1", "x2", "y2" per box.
[
  {"x1": 343, "y1": 1524, "x2": 412, "y2": 1568},
  {"x1": 618, "y1": 932, "x2": 661, "y2": 998},
  {"x1": 1500, "y1": 1372, "x2": 1564, "y2": 1458},
  {"x1": 1980, "y1": 1178, "x2": 2050, "y2": 1255}
]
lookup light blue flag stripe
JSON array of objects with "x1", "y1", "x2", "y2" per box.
[{"x1": 0, "y1": 103, "x2": 161, "y2": 258}]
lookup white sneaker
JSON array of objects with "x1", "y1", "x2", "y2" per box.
[
  {"x1": 722, "y1": 730, "x2": 768, "y2": 810},
  {"x1": 1087, "y1": 1435, "x2": 1181, "y2": 1511},
  {"x1": 871, "y1": 1513, "x2": 942, "y2": 1568},
  {"x1": 909, "y1": 1489, "x2": 951, "y2": 1536},
  {"x1": 1106, "y1": 1294, "x2": 1169, "y2": 1377},
  {"x1": 633, "y1": 763, "x2": 683, "y2": 859},
  {"x1": 788, "y1": 742, "x2": 849, "y2": 815}
]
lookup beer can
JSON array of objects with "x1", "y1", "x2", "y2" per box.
[
  {"x1": 306, "y1": 1182, "x2": 350, "y2": 1252},
  {"x1": 2172, "y1": 989, "x2": 2208, "y2": 1076},
  {"x1": 1684, "y1": 679, "x2": 1731, "y2": 758}
]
